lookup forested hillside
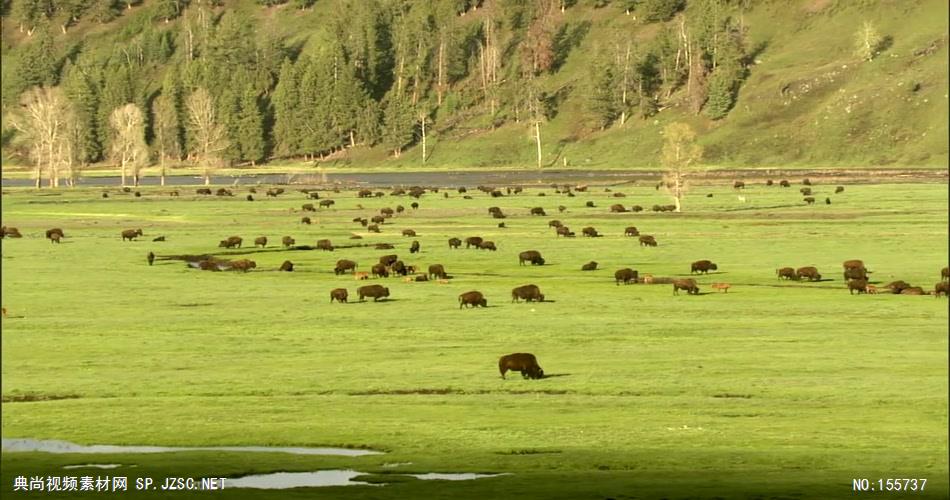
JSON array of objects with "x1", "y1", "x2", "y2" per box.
[{"x1": 1, "y1": 0, "x2": 947, "y2": 183}]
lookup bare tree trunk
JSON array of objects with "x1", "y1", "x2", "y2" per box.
[
  {"x1": 421, "y1": 117, "x2": 427, "y2": 164},
  {"x1": 437, "y1": 35, "x2": 445, "y2": 105},
  {"x1": 620, "y1": 42, "x2": 631, "y2": 125},
  {"x1": 535, "y1": 121, "x2": 542, "y2": 169}
]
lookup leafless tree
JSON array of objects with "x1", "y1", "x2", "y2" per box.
[
  {"x1": 186, "y1": 87, "x2": 229, "y2": 185},
  {"x1": 9, "y1": 86, "x2": 77, "y2": 188},
  {"x1": 110, "y1": 103, "x2": 149, "y2": 186}
]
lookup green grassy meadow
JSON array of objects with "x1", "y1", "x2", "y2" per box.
[{"x1": 1, "y1": 179, "x2": 948, "y2": 499}]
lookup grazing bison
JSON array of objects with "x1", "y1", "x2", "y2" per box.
[
  {"x1": 900, "y1": 287, "x2": 925, "y2": 295},
  {"x1": 673, "y1": 278, "x2": 700, "y2": 295},
  {"x1": 941, "y1": 267, "x2": 949, "y2": 281},
  {"x1": 302, "y1": 203, "x2": 316, "y2": 212},
  {"x1": 802, "y1": 178, "x2": 812, "y2": 186},
  {"x1": 610, "y1": 204, "x2": 627, "y2": 213},
  {"x1": 102, "y1": 192, "x2": 109, "y2": 198},
  {"x1": 335, "y1": 259, "x2": 358, "y2": 275},
  {"x1": 556, "y1": 226, "x2": 575, "y2": 237},
  {"x1": 558, "y1": 205, "x2": 567, "y2": 212},
  {"x1": 254, "y1": 236, "x2": 268, "y2": 248},
  {"x1": 779, "y1": 180, "x2": 790, "y2": 187},
  {"x1": 279, "y1": 260, "x2": 294, "y2": 272},
  {"x1": 465, "y1": 236, "x2": 484, "y2": 249},
  {"x1": 301, "y1": 217, "x2": 312, "y2": 225},
  {"x1": 371, "y1": 215, "x2": 386, "y2": 224},
  {"x1": 803, "y1": 197, "x2": 815, "y2": 205},
  {"x1": 316, "y1": 239, "x2": 334, "y2": 251},
  {"x1": 847, "y1": 279, "x2": 869, "y2": 295},
  {"x1": 585, "y1": 201, "x2": 595, "y2": 207},
  {"x1": 0, "y1": 227, "x2": 21, "y2": 238},
  {"x1": 766, "y1": 179, "x2": 774, "y2": 186},
  {"x1": 410, "y1": 240, "x2": 420, "y2": 254},
  {"x1": 229, "y1": 259, "x2": 257, "y2": 272},
  {"x1": 428, "y1": 264, "x2": 448, "y2": 279},
  {"x1": 518, "y1": 250, "x2": 545, "y2": 266},
  {"x1": 46, "y1": 228, "x2": 65, "y2": 240},
  {"x1": 639, "y1": 235, "x2": 657, "y2": 247},
  {"x1": 358, "y1": 284, "x2": 390, "y2": 302},
  {"x1": 796, "y1": 266, "x2": 822, "y2": 281},
  {"x1": 370, "y1": 263, "x2": 396, "y2": 279},
  {"x1": 825, "y1": 197, "x2": 831, "y2": 205},
  {"x1": 511, "y1": 284, "x2": 544, "y2": 303},
  {"x1": 396, "y1": 205, "x2": 405, "y2": 214},
  {"x1": 246, "y1": 195, "x2": 254, "y2": 201},
  {"x1": 479, "y1": 241, "x2": 497, "y2": 251},
  {"x1": 530, "y1": 207, "x2": 546, "y2": 216},
  {"x1": 330, "y1": 288, "x2": 348, "y2": 303},
  {"x1": 218, "y1": 236, "x2": 243, "y2": 248},
  {"x1": 282, "y1": 236, "x2": 295, "y2": 248},
  {"x1": 319, "y1": 199, "x2": 335, "y2": 208},
  {"x1": 842, "y1": 260, "x2": 866, "y2": 272},
  {"x1": 367, "y1": 224, "x2": 380, "y2": 233},
  {"x1": 734, "y1": 181, "x2": 745, "y2": 189},
  {"x1": 835, "y1": 186, "x2": 845, "y2": 193},
  {"x1": 402, "y1": 229, "x2": 416, "y2": 237},
  {"x1": 624, "y1": 226, "x2": 640, "y2": 237},
  {"x1": 548, "y1": 220, "x2": 563, "y2": 228},
  {"x1": 582, "y1": 226, "x2": 600, "y2": 237},
  {"x1": 581, "y1": 261, "x2": 598, "y2": 271},
  {"x1": 358, "y1": 189, "x2": 373, "y2": 198},
  {"x1": 615, "y1": 268, "x2": 638, "y2": 285},
  {"x1": 216, "y1": 188, "x2": 233, "y2": 196},
  {"x1": 499, "y1": 353, "x2": 544, "y2": 380},
  {"x1": 448, "y1": 237, "x2": 462, "y2": 249},
  {"x1": 196, "y1": 188, "x2": 212, "y2": 195},
  {"x1": 414, "y1": 273, "x2": 429, "y2": 282},
  {"x1": 612, "y1": 192, "x2": 626, "y2": 198},
  {"x1": 690, "y1": 260, "x2": 718, "y2": 274},
  {"x1": 459, "y1": 291, "x2": 488, "y2": 308},
  {"x1": 630, "y1": 205, "x2": 644, "y2": 212},
  {"x1": 309, "y1": 191, "x2": 321, "y2": 199},
  {"x1": 121, "y1": 229, "x2": 143, "y2": 241},
  {"x1": 934, "y1": 281, "x2": 949, "y2": 297},
  {"x1": 800, "y1": 187, "x2": 812, "y2": 196},
  {"x1": 381, "y1": 207, "x2": 395, "y2": 217},
  {"x1": 390, "y1": 260, "x2": 409, "y2": 276}
]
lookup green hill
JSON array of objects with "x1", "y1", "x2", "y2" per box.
[{"x1": 1, "y1": 0, "x2": 947, "y2": 174}]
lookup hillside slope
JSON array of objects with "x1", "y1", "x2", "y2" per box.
[{"x1": 1, "y1": 0, "x2": 947, "y2": 172}]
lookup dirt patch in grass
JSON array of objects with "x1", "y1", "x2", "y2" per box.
[
  {"x1": 495, "y1": 449, "x2": 563, "y2": 455},
  {"x1": 712, "y1": 393, "x2": 754, "y2": 399},
  {"x1": 2, "y1": 392, "x2": 81, "y2": 403}
]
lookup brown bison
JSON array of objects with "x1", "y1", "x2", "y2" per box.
[
  {"x1": 330, "y1": 288, "x2": 349, "y2": 303},
  {"x1": 229, "y1": 259, "x2": 257, "y2": 272},
  {"x1": 196, "y1": 188, "x2": 212, "y2": 195},
  {"x1": 847, "y1": 279, "x2": 869, "y2": 295},
  {"x1": 779, "y1": 180, "x2": 790, "y2": 187},
  {"x1": 402, "y1": 229, "x2": 416, "y2": 237},
  {"x1": 733, "y1": 181, "x2": 745, "y2": 189},
  {"x1": 556, "y1": 226, "x2": 575, "y2": 237},
  {"x1": 802, "y1": 178, "x2": 812, "y2": 186},
  {"x1": 46, "y1": 228, "x2": 65, "y2": 240},
  {"x1": 548, "y1": 220, "x2": 563, "y2": 228},
  {"x1": 410, "y1": 240, "x2": 420, "y2": 254},
  {"x1": 900, "y1": 287, "x2": 925, "y2": 295},
  {"x1": 835, "y1": 186, "x2": 845, "y2": 193},
  {"x1": 381, "y1": 207, "x2": 395, "y2": 217},
  {"x1": 49, "y1": 232, "x2": 62, "y2": 243},
  {"x1": 518, "y1": 250, "x2": 545, "y2": 266},
  {"x1": 301, "y1": 217, "x2": 312, "y2": 225},
  {"x1": 367, "y1": 224, "x2": 380, "y2": 233},
  {"x1": 279, "y1": 260, "x2": 294, "y2": 272},
  {"x1": 428, "y1": 264, "x2": 447, "y2": 279},
  {"x1": 308, "y1": 191, "x2": 321, "y2": 199},
  {"x1": 479, "y1": 241, "x2": 497, "y2": 251},
  {"x1": 581, "y1": 261, "x2": 598, "y2": 271},
  {"x1": 639, "y1": 235, "x2": 657, "y2": 247},
  {"x1": 673, "y1": 278, "x2": 700, "y2": 295},
  {"x1": 459, "y1": 290, "x2": 488, "y2": 308},
  {"x1": 610, "y1": 204, "x2": 627, "y2": 213},
  {"x1": 883, "y1": 280, "x2": 911, "y2": 294},
  {"x1": 302, "y1": 203, "x2": 316, "y2": 212},
  {"x1": 358, "y1": 284, "x2": 390, "y2": 302},
  {"x1": 582, "y1": 226, "x2": 600, "y2": 237},
  {"x1": 147, "y1": 251, "x2": 155, "y2": 266},
  {"x1": 316, "y1": 239, "x2": 334, "y2": 251},
  {"x1": 942, "y1": 267, "x2": 949, "y2": 281},
  {"x1": 319, "y1": 199, "x2": 335, "y2": 208},
  {"x1": 530, "y1": 207, "x2": 546, "y2": 216},
  {"x1": 585, "y1": 201, "x2": 595, "y2": 207},
  {"x1": 842, "y1": 259, "x2": 865, "y2": 270},
  {"x1": 690, "y1": 260, "x2": 718, "y2": 274},
  {"x1": 934, "y1": 281, "x2": 949, "y2": 297},
  {"x1": 624, "y1": 226, "x2": 639, "y2": 237},
  {"x1": 803, "y1": 197, "x2": 815, "y2": 205},
  {"x1": 371, "y1": 263, "x2": 390, "y2": 278},
  {"x1": 379, "y1": 254, "x2": 398, "y2": 267},
  {"x1": 216, "y1": 188, "x2": 233, "y2": 196},
  {"x1": 358, "y1": 189, "x2": 373, "y2": 198},
  {"x1": 335, "y1": 259, "x2": 358, "y2": 275},
  {"x1": 796, "y1": 266, "x2": 822, "y2": 281},
  {"x1": 218, "y1": 236, "x2": 243, "y2": 249},
  {"x1": 448, "y1": 238, "x2": 462, "y2": 249},
  {"x1": 371, "y1": 215, "x2": 386, "y2": 224},
  {"x1": 631, "y1": 205, "x2": 644, "y2": 212},
  {"x1": 282, "y1": 236, "x2": 296, "y2": 248},
  {"x1": 415, "y1": 274, "x2": 429, "y2": 282},
  {"x1": 776, "y1": 267, "x2": 797, "y2": 280},
  {"x1": 843, "y1": 267, "x2": 869, "y2": 281},
  {"x1": 615, "y1": 268, "x2": 638, "y2": 285},
  {"x1": 499, "y1": 353, "x2": 544, "y2": 379},
  {"x1": 511, "y1": 284, "x2": 544, "y2": 303},
  {"x1": 1, "y1": 227, "x2": 22, "y2": 238},
  {"x1": 121, "y1": 229, "x2": 143, "y2": 241},
  {"x1": 465, "y1": 236, "x2": 483, "y2": 248},
  {"x1": 254, "y1": 236, "x2": 268, "y2": 248},
  {"x1": 800, "y1": 187, "x2": 812, "y2": 196}
]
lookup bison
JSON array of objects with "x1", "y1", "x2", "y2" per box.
[
  {"x1": 941, "y1": 267, "x2": 949, "y2": 281},
  {"x1": 582, "y1": 227, "x2": 600, "y2": 238},
  {"x1": 465, "y1": 236, "x2": 484, "y2": 249},
  {"x1": 639, "y1": 235, "x2": 657, "y2": 247},
  {"x1": 843, "y1": 267, "x2": 869, "y2": 281},
  {"x1": 499, "y1": 353, "x2": 544, "y2": 379},
  {"x1": 530, "y1": 207, "x2": 546, "y2": 216},
  {"x1": 218, "y1": 236, "x2": 243, "y2": 249},
  {"x1": 375, "y1": 243, "x2": 395, "y2": 250},
  {"x1": 335, "y1": 259, "x2": 358, "y2": 275},
  {"x1": 301, "y1": 217, "x2": 312, "y2": 225},
  {"x1": 556, "y1": 226, "x2": 575, "y2": 237},
  {"x1": 46, "y1": 228, "x2": 65, "y2": 240},
  {"x1": 122, "y1": 229, "x2": 143, "y2": 241},
  {"x1": 779, "y1": 180, "x2": 790, "y2": 187},
  {"x1": 379, "y1": 254, "x2": 398, "y2": 267},
  {"x1": 410, "y1": 240, "x2": 420, "y2": 254},
  {"x1": 196, "y1": 188, "x2": 212, "y2": 195},
  {"x1": 673, "y1": 278, "x2": 700, "y2": 295},
  {"x1": 228, "y1": 259, "x2": 257, "y2": 272},
  {"x1": 319, "y1": 199, "x2": 335, "y2": 208},
  {"x1": 518, "y1": 250, "x2": 545, "y2": 266},
  {"x1": 428, "y1": 264, "x2": 447, "y2": 279},
  {"x1": 615, "y1": 268, "x2": 638, "y2": 285},
  {"x1": 254, "y1": 236, "x2": 268, "y2": 248},
  {"x1": 610, "y1": 204, "x2": 627, "y2": 213},
  {"x1": 448, "y1": 238, "x2": 462, "y2": 249},
  {"x1": 316, "y1": 239, "x2": 334, "y2": 251},
  {"x1": 371, "y1": 215, "x2": 386, "y2": 224},
  {"x1": 49, "y1": 232, "x2": 61, "y2": 243},
  {"x1": 690, "y1": 260, "x2": 718, "y2": 274},
  {"x1": 358, "y1": 284, "x2": 390, "y2": 302},
  {"x1": 459, "y1": 291, "x2": 488, "y2": 308},
  {"x1": 511, "y1": 284, "x2": 544, "y2": 303},
  {"x1": 548, "y1": 220, "x2": 563, "y2": 228},
  {"x1": 282, "y1": 236, "x2": 296, "y2": 248},
  {"x1": 302, "y1": 203, "x2": 316, "y2": 212},
  {"x1": 835, "y1": 186, "x2": 845, "y2": 193},
  {"x1": 630, "y1": 205, "x2": 644, "y2": 212},
  {"x1": 624, "y1": 226, "x2": 639, "y2": 237},
  {"x1": 900, "y1": 287, "x2": 925, "y2": 295},
  {"x1": 279, "y1": 260, "x2": 294, "y2": 272},
  {"x1": 581, "y1": 261, "x2": 598, "y2": 271},
  {"x1": 847, "y1": 279, "x2": 869, "y2": 295},
  {"x1": 733, "y1": 181, "x2": 745, "y2": 189},
  {"x1": 390, "y1": 260, "x2": 409, "y2": 276},
  {"x1": 402, "y1": 229, "x2": 416, "y2": 237},
  {"x1": 800, "y1": 187, "x2": 812, "y2": 196},
  {"x1": 803, "y1": 196, "x2": 815, "y2": 205},
  {"x1": 479, "y1": 241, "x2": 497, "y2": 251},
  {"x1": 796, "y1": 266, "x2": 822, "y2": 281},
  {"x1": 367, "y1": 224, "x2": 380, "y2": 233},
  {"x1": 934, "y1": 281, "x2": 949, "y2": 297},
  {"x1": 330, "y1": 288, "x2": 349, "y2": 303},
  {"x1": 358, "y1": 189, "x2": 373, "y2": 198},
  {"x1": 883, "y1": 281, "x2": 911, "y2": 294}
]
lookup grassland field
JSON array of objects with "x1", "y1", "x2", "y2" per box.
[{"x1": 1, "y1": 178, "x2": 948, "y2": 499}]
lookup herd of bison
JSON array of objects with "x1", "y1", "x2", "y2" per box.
[{"x1": 2, "y1": 179, "x2": 948, "y2": 379}]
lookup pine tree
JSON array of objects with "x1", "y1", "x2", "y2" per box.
[
  {"x1": 236, "y1": 84, "x2": 265, "y2": 165},
  {"x1": 587, "y1": 55, "x2": 619, "y2": 130},
  {"x1": 152, "y1": 92, "x2": 179, "y2": 185},
  {"x1": 88, "y1": 0, "x2": 120, "y2": 23},
  {"x1": 381, "y1": 90, "x2": 414, "y2": 157},
  {"x1": 271, "y1": 58, "x2": 301, "y2": 157},
  {"x1": 16, "y1": 23, "x2": 59, "y2": 89},
  {"x1": 62, "y1": 62, "x2": 103, "y2": 164},
  {"x1": 98, "y1": 64, "x2": 135, "y2": 155}
]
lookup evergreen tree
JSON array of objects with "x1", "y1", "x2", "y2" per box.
[
  {"x1": 638, "y1": 0, "x2": 685, "y2": 23},
  {"x1": 98, "y1": 64, "x2": 135, "y2": 154},
  {"x1": 587, "y1": 55, "x2": 619, "y2": 130},
  {"x1": 154, "y1": 0, "x2": 186, "y2": 22},
  {"x1": 152, "y1": 92, "x2": 179, "y2": 185},
  {"x1": 88, "y1": 0, "x2": 120, "y2": 23},
  {"x1": 236, "y1": 84, "x2": 265, "y2": 164},
  {"x1": 297, "y1": 56, "x2": 336, "y2": 156},
  {"x1": 62, "y1": 62, "x2": 103, "y2": 164},
  {"x1": 381, "y1": 90, "x2": 414, "y2": 157},
  {"x1": 271, "y1": 58, "x2": 301, "y2": 157},
  {"x1": 16, "y1": 23, "x2": 59, "y2": 88}
]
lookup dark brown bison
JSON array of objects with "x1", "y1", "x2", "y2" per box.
[
  {"x1": 610, "y1": 204, "x2": 627, "y2": 213},
  {"x1": 396, "y1": 205, "x2": 405, "y2": 213},
  {"x1": 624, "y1": 226, "x2": 639, "y2": 237},
  {"x1": 900, "y1": 287, "x2": 925, "y2": 295},
  {"x1": 218, "y1": 236, "x2": 243, "y2": 248},
  {"x1": 46, "y1": 228, "x2": 65, "y2": 240},
  {"x1": 358, "y1": 189, "x2": 373, "y2": 198},
  {"x1": 803, "y1": 197, "x2": 815, "y2": 205},
  {"x1": 308, "y1": 191, "x2": 321, "y2": 199},
  {"x1": 196, "y1": 188, "x2": 212, "y2": 195},
  {"x1": 335, "y1": 259, "x2": 358, "y2": 275},
  {"x1": 282, "y1": 236, "x2": 295, "y2": 248},
  {"x1": 428, "y1": 264, "x2": 447, "y2": 279},
  {"x1": 581, "y1": 261, "x2": 598, "y2": 271},
  {"x1": 152, "y1": 236, "x2": 165, "y2": 242},
  {"x1": 254, "y1": 236, "x2": 268, "y2": 248},
  {"x1": 414, "y1": 273, "x2": 429, "y2": 282},
  {"x1": 465, "y1": 236, "x2": 483, "y2": 248},
  {"x1": 147, "y1": 251, "x2": 155, "y2": 266},
  {"x1": 934, "y1": 281, "x2": 949, "y2": 297},
  {"x1": 690, "y1": 260, "x2": 718, "y2": 274},
  {"x1": 410, "y1": 240, "x2": 420, "y2": 254},
  {"x1": 556, "y1": 226, "x2": 575, "y2": 237},
  {"x1": 766, "y1": 179, "x2": 774, "y2": 186},
  {"x1": 548, "y1": 220, "x2": 563, "y2": 228},
  {"x1": 121, "y1": 229, "x2": 143, "y2": 241},
  {"x1": 673, "y1": 278, "x2": 700, "y2": 295},
  {"x1": 228, "y1": 259, "x2": 257, "y2": 272},
  {"x1": 459, "y1": 290, "x2": 488, "y2": 308},
  {"x1": 1, "y1": 227, "x2": 22, "y2": 239},
  {"x1": 734, "y1": 181, "x2": 745, "y2": 189},
  {"x1": 941, "y1": 267, "x2": 949, "y2": 281},
  {"x1": 390, "y1": 260, "x2": 408, "y2": 276},
  {"x1": 330, "y1": 288, "x2": 348, "y2": 303},
  {"x1": 779, "y1": 180, "x2": 790, "y2": 187},
  {"x1": 448, "y1": 238, "x2": 462, "y2": 249},
  {"x1": 499, "y1": 353, "x2": 544, "y2": 379},
  {"x1": 279, "y1": 260, "x2": 294, "y2": 272},
  {"x1": 301, "y1": 217, "x2": 312, "y2": 225},
  {"x1": 246, "y1": 195, "x2": 254, "y2": 201},
  {"x1": 381, "y1": 207, "x2": 395, "y2": 217},
  {"x1": 802, "y1": 178, "x2": 812, "y2": 186},
  {"x1": 530, "y1": 207, "x2": 546, "y2": 216},
  {"x1": 511, "y1": 284, "x2": 544, "y2": 303},
  {"x1": 615, "y1": 268, "x2": 638, "y2": 285},
  {"x1": 825, "y1": 197, "x2": 831, "y2": 205},
  {"x1": 313, "y1": 239, "x2": 332, "y2": 251},
  {"x1": 319, "y1": 199, "x2": 335, "y2": 208},
  {"x1": 843, "y1": 267, "x2": 869, "y2": 281},
  {"x1": 358, "y1": 284, "x2": 390, "y2": 302},
  {"x1": 371, "y1": 215, "x2": 386, "y2": 224},
  {"x1": 796, "y1": 266, "x2": 822, "y2": 281},
  {"x1": 582, "y1": 226, "x2": 600, "y2": 237},
  {"x1": 842, "y1": 259, "x2": 865, "y2": 270},
  {"x1": 378, "y1": 254, "x2": 398, "y2": 267},
  {"x1": 847, "y1": 279, "x2": 869, "y2": 295},
  {"x1": 302, "y1": 203, "x2": 316, "y2": 212},
  {"x1": 367, "y1": 224, "x2": 380, "y2": 233},
  {"x1": 585, "y1": 201, "x2": 595, "y2": 208},
  {"x1": 402, "y1": 229, "x2": 416, "y2": 237},
  {"x1": 372, "y1": 264, "x2": 389, "y2": 278},
  {"x1": 216, "y1": 188, "x2": 233, "y2": 196},
  {"x1": 518, "y1": 250, "x2": 545, "y2": 266},
  {"x1": 639, "y1": 235, "x2": 657, "y2": 247},
  {"x1": 835, "y1": 186, "x2": 845, "y2": 193},
  {"x1": 479, "y1": 241, "x2": 497, "y2": 251},
  {"x1": 800, "y1": 187, "x2": 812, "y2": 196},
  {"x1": 631, "y1": 205, "x2": 644, "y2": 212}
]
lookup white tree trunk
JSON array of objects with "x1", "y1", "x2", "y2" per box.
[
  {"x1": 535, "y1": 121, "x2": 542, "y2": 169},
  {"x1": 421, "y1": 117, "x2": 427, "y2": 164}
]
